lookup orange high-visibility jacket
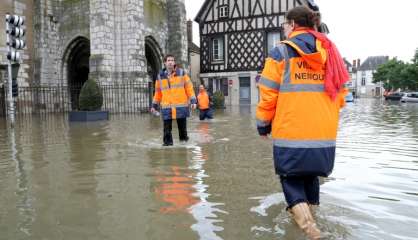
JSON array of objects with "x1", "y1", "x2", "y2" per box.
[
  {"x1": 256, "y1": 30, "x2": 347, "y2": 177},
  {"x1": 197, "y1": 90, "x2": 210, "y2": 110},
  {"x1": 152, "y1": 68, "x2": 196, "y2": 120}
]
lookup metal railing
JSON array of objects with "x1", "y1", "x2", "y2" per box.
[{"x1": 0, "y1": 82, "x2": 153, "y2": 116}]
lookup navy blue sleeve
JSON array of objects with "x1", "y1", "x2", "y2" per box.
[{"x1": 257, "y1": 125, "x2": 271, "y2": 136}]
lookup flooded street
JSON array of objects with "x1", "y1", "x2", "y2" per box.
[{"x1": 1, "y1": 99, "x2": 417, "y2": 240}]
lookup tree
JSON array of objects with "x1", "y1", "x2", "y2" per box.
[
  {"x1": 373, "y1": 49, "x2": 418, "y2": 91},
  {"x1": 404, "y1": 48, "x2": 418, "y2": 90},
  {"x1": 401, "y1": 63, "x2": 418, "y2": 91},
  {"x1": 412, "y1": 48, "x2": 418, "y2": 65},
  {"x1": 373, "y1": 59, "x2": 405, "y2": 90}
]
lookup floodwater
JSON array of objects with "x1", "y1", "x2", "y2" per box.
[{"x1": 0, "y1": 99, "x2": 417, "y2": 240}]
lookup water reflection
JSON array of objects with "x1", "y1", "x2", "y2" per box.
[
  {"x1": 0, "y1": 99, "x2": 417, "y2": 239},
  {"x1": 194, "y1": 122, "x2": 213, "y2": 144},
  {"x1": 10, "y1": 128, "x2": 35, "y2": 238},
  {"x1": 190, "y1": 146, "x2": 226, "y2": 240},
  {"x1": 148, "y1": 122, "x2": 226, "y2": 239},
  {"x1": 154, "y1": 165, "x2": 198, "y2": 213},
  {"x1": 146, "y1": 147, "x2": 198, "y2": 239},
  {"x1": 61, "y1": 122, "x2": 109, "y2": 238},
  {"x1": 150, "y1": 147, "x2": 197, "y2": 213}
]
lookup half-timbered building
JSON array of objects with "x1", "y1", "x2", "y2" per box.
[{"x1": 195, "y1": 0, "x2": 318, "y2": 105}]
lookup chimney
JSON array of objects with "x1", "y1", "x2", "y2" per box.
[
  {"x1": 187, "y1": 19, "x2": 193, "y2": 43},
  {"x1": 353, "y1": 60, "x2": 356, "y2": 68},
  {"x1": 357, "y1": 59, "x2": 361, "y2": 68}
]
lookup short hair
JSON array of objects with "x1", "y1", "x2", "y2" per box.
[
  {"x1": 286, "y1": 6, "x2": 318, "y2": 28},
  {"x1": 164, "y1": 54, "x2": 175, "y2": 62}
]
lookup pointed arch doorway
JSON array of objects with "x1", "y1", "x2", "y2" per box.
[
  {"x1": 63, "y1": 37, "x2": 91, "y2": 110},
  {"x1": 145, "y1": 36, "x2": 163, "y2": 84}
]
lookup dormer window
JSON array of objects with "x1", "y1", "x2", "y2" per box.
[{"x1": 219, "y1": 5, "x2": 229, "y2": 19}]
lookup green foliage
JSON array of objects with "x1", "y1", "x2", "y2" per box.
[
  {"x1": 212, "y1": 91, "x2": 225, "y2": 109},
  {"x1": 79, "y1": 78, "x2": 103, "y2": 111},
  {"x1": 373, "y1": 49, "x2": 418, "y2": 91},
  {"x1": 413, "y1": 48, "x2": 418, "y2": 65}
]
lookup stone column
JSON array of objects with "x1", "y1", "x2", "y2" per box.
[
  {"x1": 90, "y1": 0, "x2": 147, "y2": 84},
  {"x1": 166, "y1": 0, "x2": 188, "y2": 69},
  {"x1": 33, "y1": 0, "x2": 60, "y2": 85},
  {"x1": 89, "y1": 0, "x2": 116, "y2": 84},
  {"x1": 119, "y1": 0, "x2": 147, "y2": 83}
]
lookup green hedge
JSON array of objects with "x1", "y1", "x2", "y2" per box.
[
  {"x1": 212, "y1": 91, "x2": 225, "y2": 109},
  {"x1": 79, "y1": 78, "x2": 103, "y2": 111}
]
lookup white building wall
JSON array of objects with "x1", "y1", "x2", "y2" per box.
[
  {"x1": 189, "y1": 52, "x2": 200, "y2": 85},
  {"x1": 200, "y1": 70, "x2": 259, "y2": 105},
  {"x1": 356, "y1": 69, "x2": 384, "y2": 98}
]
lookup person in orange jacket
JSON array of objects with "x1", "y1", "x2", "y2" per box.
[
  {"x1": 151, "y1": 54, "x2": 197, "y2": 146},
  {"x1": 256, "y1": 6, "x2": 349, "y2": 239},
  {"x1": 197, "y1": 84, "x2": 213, "y2": 121}
]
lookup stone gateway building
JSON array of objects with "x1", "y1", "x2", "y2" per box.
[{"x1": 0, "y1": 0, "x2": 188, "y2": 113}]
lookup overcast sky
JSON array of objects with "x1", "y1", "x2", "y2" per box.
[{"x1": 185, "y1": 0, "x2": 418, "y2": 63}]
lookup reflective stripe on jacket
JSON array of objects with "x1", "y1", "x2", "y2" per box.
[
  {"x1": 153, "y1": 68, "x2": 197, "y2": 120},
  {"x1": 197, "y1": 90, "x2": 210, "y2": 110},
  {"x1": 256, "y1": 30, "x2": 347, "y2": 177}
]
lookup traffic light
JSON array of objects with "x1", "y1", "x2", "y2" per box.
[{"x1": 5, "y1": 14, "x2": 26, "y2": 62}]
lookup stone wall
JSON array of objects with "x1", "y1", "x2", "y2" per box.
[
  {"x1": 33, "y1": 0, "x2": 62, "y2": 85},
  {"x1": 143, "y1": 0, "x2": 168, "y2": 60},
  {"x1": 90, "y1": 0, "x2": 150, "y2": 85},
  {"x1": 2, "y1": 0, "x2": 189, "y2": 113},
  {"x1": 60, "y1": 0, "x2": 90, "y2": 85},
  {"x1": 166, "y1": 0, "x2": 188, "y2": 69},
  {"x1": 89, "y1": 0, "x2": 114, "y2": 83}
]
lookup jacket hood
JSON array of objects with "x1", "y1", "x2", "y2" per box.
[{"x1": 285, "y1": 30, "x2": 327, "y2": 71}]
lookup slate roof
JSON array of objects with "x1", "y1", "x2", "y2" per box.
[
  {"x1": 189, "y1": 41, "x2": 200, "y2": 54},
  {"x1": 194, "y1": 0, "x2": 212, "y2": 23},
  {"x1": 358, "y1": 56, "x2": 389, "y2": 71}
]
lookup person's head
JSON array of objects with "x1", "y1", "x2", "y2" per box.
[
  {"x1": 199, "y1": 84, "x2": 205, "y2": 92},
  {"x1": 164, "y1": 54, "x2": 176, "y2": 71},
  {"x1": 282, "y1": 6, "x2": 318, "y2": 38}
]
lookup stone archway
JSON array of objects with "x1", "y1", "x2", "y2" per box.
[
  {"x1": 145, "y1": 36, "x2": 163, "y2": 83},
  {"x1": 62, "y1": 37, "x2": 90, "y2": 110}
]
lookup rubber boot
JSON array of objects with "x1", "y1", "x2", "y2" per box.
[{"x1": 290, "y1": 202, "x2": 321, "y2": 240}]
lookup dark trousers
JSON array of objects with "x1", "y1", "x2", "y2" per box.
[
  {"x1": 163, "y1": 118, "x2": 188, "y2": 144},
  {"x1": 280, "y1": 175, "x2": 320, "y2": 208},
  {"x1": 199, "y1": 108, "x2": 213, "y2": 120}
]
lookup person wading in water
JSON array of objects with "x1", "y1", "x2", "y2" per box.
[{"x1": 256, "y1": 6, "x2": 349, "y2": 239}]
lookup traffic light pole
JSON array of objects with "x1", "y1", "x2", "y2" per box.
[{"x1": 5, "y1": 21, "x2": 15, "y2": 128}]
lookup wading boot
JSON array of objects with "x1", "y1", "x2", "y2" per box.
[{"x1": 290, "y1": 202, "x2": 321, "y2": 240}]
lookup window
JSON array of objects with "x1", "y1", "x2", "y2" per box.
[
  {"x1": 361, "y1": 77, "x2": 366, "y2": 86},
  {"x1": 212, "y1": 37, "x2": 224, "y2": 61},
  {"x1": 361, "y1": 72, "x2": 366, "y2": 86},
  {"x1": 219, "y1": 6, "x2": 229, "y2": 18},
  {"x1": 267, "y1": 32, "x2": 281, "y2": 53}
]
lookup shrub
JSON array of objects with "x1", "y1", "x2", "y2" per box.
[
  {"x1": 78, "y1": 78, "x2": 103, "y2": 111},
  {"x1": 212, "y1": 91, "x2": 225, "y2": 109}
]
